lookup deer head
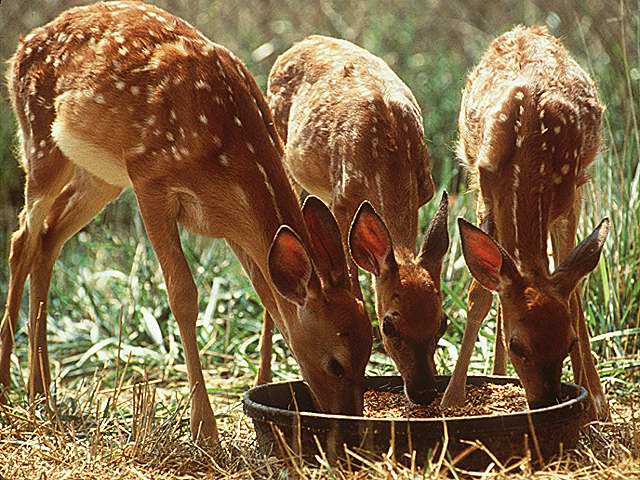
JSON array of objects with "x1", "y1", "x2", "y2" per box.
[
  {"x1": 269, "y1": 196, "x2": 372, "y2": 415},
  {"x1": 458, "y1": 216, "x2": 609, "y2": 408},
  {"x1": 349, "y1": 192, "x2": 449, "y2": 404}
]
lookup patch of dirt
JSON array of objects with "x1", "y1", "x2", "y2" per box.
[{"x1": 363, "y1": 383, "x2": 528, "y2": 418}]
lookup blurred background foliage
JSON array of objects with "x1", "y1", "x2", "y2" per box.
[{"x1": 0, "y1": 1, "x2": 638, "y2": 390}]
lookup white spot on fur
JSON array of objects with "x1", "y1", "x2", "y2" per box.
[
  {"x1": 375, "y1": 173, "x2": 385, "y2": 213},
  {"x1": 166, "y1": 132, "x2": 175, "y2": 142},
  {"x1": 94, "y1": 94, "x2": 106, "y2": 104},
  {"x1": 554, "y1": 126, "x2": 561, "y2": 135},
  {"x1": 195, "y1": 79, "x2": 210, "y2": 90},
  {"x1": 219, "y1": 153, "x2": 230, "y2": 166},
  {"x1": 512, "y1": 164, "x2": 521, "y2": 264},
  {"x1": 131, "y1": 86, "x2": 141, "y2": 95},
  {"x1": 256, "y1": 162, "x2": 283, "y2": 224},
  {"x1": 561, "y1": 164, "x2": 570, "y2": 175},
  {"x1": 115, "y1": 81, "x2": 126, "y2": 90},
  {"x1": 199, "y1": 114, "x2": 208, "y2": 124},
  {"x1": 246, "y1": 142, "x2": 255, "y2": 154},
  {"x1": 131, "y1": 143, "x2": 146, "y2": 154}
]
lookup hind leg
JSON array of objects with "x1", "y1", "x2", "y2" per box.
[
  {"x1": 0, "y1": 147, "x2": 73, "y2": 395},
  {"x1": 27, "y1": 169, "x2": 121, "y2": 398}
]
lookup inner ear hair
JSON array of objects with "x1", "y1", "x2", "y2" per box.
[
  {"x1": 458, "y1": 217, "x2": 522, "y2": 292},
  {"x1": 348, "y1": 201, "x2": 397, "y2": 277}
]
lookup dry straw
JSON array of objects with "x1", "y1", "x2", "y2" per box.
[{"x1": 0, "y1": 372, "x2": 638, "y2": 479}]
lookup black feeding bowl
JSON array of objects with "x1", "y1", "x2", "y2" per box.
[{"x1": 243, "y1": 375, "x2": 588, "y2": 469}]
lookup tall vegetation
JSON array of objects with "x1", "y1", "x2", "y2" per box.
[{"x1": 0, "y1": 0, "x2": 637, "y2": 389}]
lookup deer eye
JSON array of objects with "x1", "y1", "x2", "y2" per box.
[
  {"x1": 509, "y1": 338, "x2": 528, "y2": 359},
  {"x1": 382, "y1": 314, "x2": 399, "y2": 338},
  {"x1": 328, "y1": 358, "x2": 345, "y2": 378}
]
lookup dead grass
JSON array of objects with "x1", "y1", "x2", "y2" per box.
[{"x1": 1, "y1": 371, "x2": 638, "y2": 480}]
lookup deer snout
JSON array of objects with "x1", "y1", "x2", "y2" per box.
[
  {"x1": 527, "y1": 380, "x2": 562, "y2": 410},
  {"x1": 314, "y1": 380, "x2": 365, "y2": 416},
  {"x1": 528, "y1": 396, "x2": 561, "y2": 410},
  {"x1": 404, "y1": 377, "x2": 438, "y2": 405},
  {"x1": 336, "y1": 382, "x2": 365, "y2": 416}
]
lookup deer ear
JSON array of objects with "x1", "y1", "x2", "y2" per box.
[
  {"x1": 552, "y1": 218, "x2": 610, "y2": 297},
  {"x1": 302, "y1": 195, "x2": 349, "y2": 289},
  {"x1": 418, "y1": 191, "x2": 449, "y2": 279},
  {"x1": 268, "y1": 225, "x2": 316, "y2": 306},
  {"x1": 348, "y1": 201, "x2": 397, "y2": 277},
  {"x1": 458, "y1": 218, "x2": 520, "y2": 291}
]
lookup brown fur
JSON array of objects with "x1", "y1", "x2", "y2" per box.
[
  {"x1": 0, "y1": 1, "x2": 372, "y2": 444},
  {"x1": 442, "y1": 26, "x2": 608, "y2": 420},
  {"x1": 268, "y1": 35, "x2": 449, "y2": 405}
]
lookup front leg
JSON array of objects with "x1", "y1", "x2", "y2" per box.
[
  {"x1": 134, "y1": 187, "x2": 218, "y2": 444},
  {"x1": 227, "y1": 242, "x2": 280, "y2": 386},
  {"x1": 491, "y1": 304, "x2": 507, "y2": 375},
  {"x1": 441, "y1": 279, "x2": 493, "y2": 407},
  {"x1": 256, "y1": 311, "x2": 273, "y2": 385}
]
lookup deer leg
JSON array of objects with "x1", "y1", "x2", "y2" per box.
[
  {"x1": 227, "y1": 241, "x2": 278, "y2": 386},
  {"x1": 491, "y1": 304, "x2": 507, "y2": 375},
  {"x1": 441, "y1": 280, "x2": 493, "y2": 407},
  {"x1": 27, "y1": 171, "x2": 121, "y2": 398},
  {"x1": 134, "y1": 186, "x2": 217, "y2": 444},
  {"x1": 256, "y1": 311, "x2": 273, "y2": 385},
  {"x1": 551, "y1": 208, "x2": 608, "y2": 421},
  {"x1": 0, "y1": 148, "x2": 72, "y2": 396}
]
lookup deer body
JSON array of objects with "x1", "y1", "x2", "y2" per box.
[
  {"x1": 442, "y1": 26, "x2": 609, "y2": 419},
  {"x1": 1, "y1": 1, "x2": 372, "y2": 443},
  {"x1": 268, "y1": 36, "x2": 449, "y2": 405}
]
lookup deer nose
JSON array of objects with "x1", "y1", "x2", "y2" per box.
[
  {"x1": 405, "y1": 384, "x2": 438, "y2": 405},
  {"x1": 528, "y1": 392, "x2": 561, "y2": 410}
]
